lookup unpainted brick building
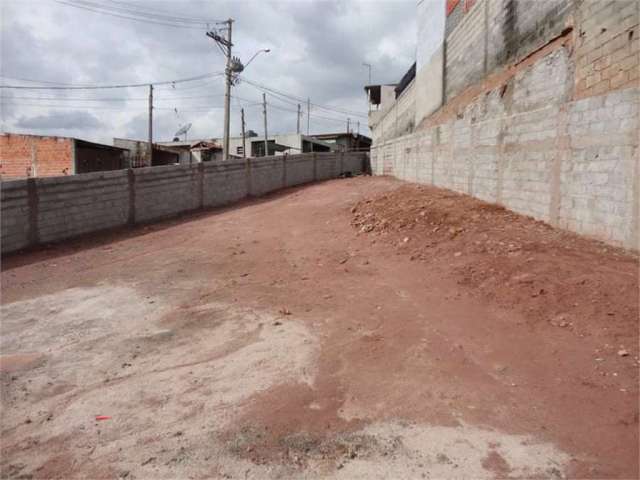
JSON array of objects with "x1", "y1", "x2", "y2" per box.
[{"x1": 0, "y1": 133, "x2": 127, "y2": 179}]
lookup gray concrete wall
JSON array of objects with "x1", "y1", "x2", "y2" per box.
[
  {"x1": 370, "y1": 47, "x2": 639, "y2": 249},
  {"x1": 1, "y1": 152, "x2": 365, "y2": 255},
  {"x1": 445, "y1": 0, "x2": 572, "y2": 101}
]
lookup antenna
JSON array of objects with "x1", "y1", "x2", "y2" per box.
[{"x1": 174, "y1": 123, "x2": 192, "y2": 141}]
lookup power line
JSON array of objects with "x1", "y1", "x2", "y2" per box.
[
  {"x1": 54, "y1": 0, "x2": 220, "y2": 30},
  {"x1": 0, "y1": 72, "x2": 223, "y2": 90},
  {"x1": 0, "y1": 94, "x2": 226, "y2": 102},
  {"x1": 239, "y1": 76, "x2": 368, "y2": 119},
  {"x1": 233, "y1": 94, "x2": 355, "y2": 125},
  {"x1": 0, "y1": 101, "x2": 229, "y2": 112},
  {"x1": 104, "y1": 0, "x2": 222, "y2": 25}
]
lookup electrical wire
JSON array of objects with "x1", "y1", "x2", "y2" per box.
[
  {"x1": 239, "y1": 76, "x2": 368, "y2": 119},
  {"x1": 54, "y1": 0, "x2": 218, "y2": 30},
  {"x1": 0, "y1": 94, "x2": 226, "y2": 102},
  {"x1": 0, "y1": 102, "x2": 229, "y2": 112},
  {"x1": 103, "y1": 0, "x2": 223, "y2": 25},
  {"x1": 0, "y1": 72, "x2": 224, "y2": 90}
]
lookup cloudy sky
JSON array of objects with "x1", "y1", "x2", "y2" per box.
[{"x1": 1, "y1": 0, "x2": 416, "y2": 144}]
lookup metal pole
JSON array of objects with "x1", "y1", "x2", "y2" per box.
[
  {"x1": 296, "y1": 103, "x2": 301, "y2": 134},
  {"x1": 148, "y1": 84, "x2": 153, "y2": 166},
  {"x1": 306, "y1": 97, "x2": 310, "y2": 135},
  {"x1": 262, "y1": 93, "x2": 268, "y2": 157},
  {"x1": 222, "y1": 19, "x2": 233, "y2": 161},
  {"x1": 347, "y1": 117, "x2": 350, "y2": 134},
  {"x1": 241, "y1": 107, "x2": 246, "y2": 158}
]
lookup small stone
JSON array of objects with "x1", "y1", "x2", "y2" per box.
[
  {"x1": 454, "y1": 251, "x2": 462, "y2": 257},
  {"x1": 618, "y1": 349, "x2": 629, "y2": 357}
]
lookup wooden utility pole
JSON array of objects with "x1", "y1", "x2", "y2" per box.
[
  {"x1": 241, "y1": 108, "x2": 246, "y2": 158},
  {"x1": 347, "y1": 117, "x2": 350, "y2": 134},
  {"x1": 262, "y1": 93, "x2": 269, "y2": 157},
  {"x1": 296, "y1": 103, "x2": 301, "y2": 134},
  {"x1": 148, "y1": 84, "x2": 153, "y2": 166},
  {"x1": 306, "y1": 97, "x2": 310, "y2": 135}
]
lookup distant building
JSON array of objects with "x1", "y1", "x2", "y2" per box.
[
  {"x1": 228, "y1": 133, "x2": 335, "y2": 157},
  {"x1": 160, "y1": 133, "x2": 335, "y2": 159},
  {"x1": 153, "y1": 139, "x2": 223, "y2": 164},
  {"x1": 311, "y1": 132, "x2": 372, "y2": 153},
  {"x1": 113, "y1": 138, "x2": 186, "y2": 168},
  {"x1": 0, "y1": 133, "x2": 127, "y2": 179}
]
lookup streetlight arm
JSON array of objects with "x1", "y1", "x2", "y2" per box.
[{"x1": 245, "y1": 48, "x2": 271, "y2": 69}]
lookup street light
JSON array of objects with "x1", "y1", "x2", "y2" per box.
[{"x1": 244, "y1": 48, "x2": 271, "y2": 69}]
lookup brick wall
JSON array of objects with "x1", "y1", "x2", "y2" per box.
[
  {"x1": 574, "y1": 0, "x2": 639, "y2": 98},
  {"x1": 371, "y1": 46, "x2": 639, "y2": 250},
  {"x1": 1, "y1": 152, "x2": 366, "y2": 254},
  {"x1": 0, "y1": 134, "x2": 74, "y2": 178}
]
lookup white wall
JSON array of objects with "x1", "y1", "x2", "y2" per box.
[{"x1": 415, "y1": 0, "x2": 446, "y2": 125}]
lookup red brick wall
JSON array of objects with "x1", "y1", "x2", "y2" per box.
[{"x1": 0, "y1": 134, "x2": 74, "y2": 178}]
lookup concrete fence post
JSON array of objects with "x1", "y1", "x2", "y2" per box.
[
  {"x1": 340, "y1": 151, "x2": 344, "y2": 175},
  {"x1": 26, "y1": 178, "x2": 39, "y2": 246},
  {"x1": 198, "y1": 162, "x2": 205, "y2": 209},
  {"x1": 246, "y1": 157, "x2": 253, "y2": 197},
  {"x1": 313, "y1": 153, "x2": 318, "y2": 181},
  {"x1": 282, "y1": 155, "x2": 287, "y2": 188},
  {"x1": 127, "y1": 168, "x2": 136, "y2": 225}
]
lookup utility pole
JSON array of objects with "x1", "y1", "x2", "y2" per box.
[
  {"x1": 357, "y1": 120, "x2": 360, "y2": 135},
  {"x1": 296, "y1": 103, "x2": 301, "y2": 134},
  {"x1": 207, "y1": 19, "x2": 234, "y2": 160},
  {"x1": 306, "y1": 97, "x2": 310, "y2": 135},
  {"x1": 241, "y1": 108, "x2": 246, "y2": 158},
  {"x1": 222, "y1": 19, "x2": 233, "y2": 161},
  {"x1": 347, "y1": 118, "x2": 350, "y2": 134},
  {"x1": 362, "y1": 63, "x2": 372, "y2": 84},
  {"x1": 262, "y1": 93, "x2": 269, "y2": 157},
  {"x1": 148, "y1": 84, "x2": 153, "y2": 166}
]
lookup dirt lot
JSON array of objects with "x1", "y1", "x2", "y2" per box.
[{"x1": 1, "y1": 176, "x2": 638, "y2": 479}]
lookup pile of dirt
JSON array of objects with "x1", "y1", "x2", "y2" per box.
[{"x1": 351, "y1": 184, "x2": 639, "y2": 340}]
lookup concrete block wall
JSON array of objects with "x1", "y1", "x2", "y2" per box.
[
  {"x1": 36, "y1": 170, "x2": 130, "y2": 244},
  {"x1": 249, "y1": 157, "x2": 286, "y2": 197},
  {"x1": 370, "y1": 45, "x2": 639, "y2": 249},
  {"x1": 574, "y1": 0, "x2": 639, "y2": 99},
  {"x1": 445, "y1": 0, "x2": 572, "y2": 101},
  {"x1": 285, "y1": 154, "x2": 315, "y2": 187},
  {"x1": 202, "y1": 160, "x2": 247, "y2": 208},
  {"x1": 370, "y1": 81, "x2": 417, "y2": 144},
  {"x1": 1, "y1": 180, "x2": 31, "y2": 253},
  {"x1": 1, "y1": 152, "x2": 366, "y2": 254},
  {"x1": 316, "y1": 153, "x2": 339, "y2": 181},
  {"x1": 133, "y1": 165, "x2": 201, "y2": 223}
]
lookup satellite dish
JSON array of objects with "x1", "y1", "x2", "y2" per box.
[{"x1": 174, "y1": 123, "x2": 192, "y2": 138}]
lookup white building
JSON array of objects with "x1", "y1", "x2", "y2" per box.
[{"x1": 158, "y1": 133, "x2": 335, "y2": 160}]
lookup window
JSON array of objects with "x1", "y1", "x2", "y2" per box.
[{"x1": 236, "y1": 146, "x2": 244, "y2": 155}]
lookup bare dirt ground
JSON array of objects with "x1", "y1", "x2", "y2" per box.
[{"x1": 1, "y1": 176, "x2": 638, "y2": 480}]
